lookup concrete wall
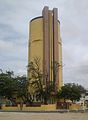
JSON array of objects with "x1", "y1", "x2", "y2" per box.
[
  {"x1": 1, "y1": 104, "x2": 56, "y2": 111},
  {"x1": 22, "y1": 104, "x2": 56, "y2": 111},
  {"x1": 2, "y1": 104, "x2": 20, "y2": 111},
  {"x1": 69, "y1": 104, "x2": 81, "y2": 110},
  {"x1": 28, "y1": 7, "x2": 63, "y2": 92},
  {"x1": 29, "y1": 17, "x2": 43, "y2": 70},
  {"x1": 1, "y1": 104, "x2": 85, "y2": 111}
]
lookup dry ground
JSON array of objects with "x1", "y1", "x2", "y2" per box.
[{"x1": 0, "y1": 112, "x2": 88, "y2": 120}]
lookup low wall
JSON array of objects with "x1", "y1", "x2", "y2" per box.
[
  {"x1": 2, "y1": 103, "x2": 83, "y2": 111},
  {"x1": 69, "y1": 104, "x2": 81, "y2": 110},
  {"x1": 1, "y1": 104, "x2": 56, "y2": 111},
  {"x1": 22, "y1": 104, "x2": 56, "y2": 111},
  {"x1": 2, "y1": 104, "x2": 20, "y2": 111}
]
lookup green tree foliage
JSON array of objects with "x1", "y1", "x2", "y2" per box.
[
  {"x1": 0, "y1": 70, "x2": 15, "y2": 99},
  {"x1": 57, "y1": 83, "x2": 86, "y2": 102},
  {"x1": 0, "y1": 68, "x2": 86, "y2": 105},
  {"x1": 0, "y1": 70, "x2": 31, "y2": 104},
  {"x1": 14, "y1": 76, "x2": 28, "y2": 103}
]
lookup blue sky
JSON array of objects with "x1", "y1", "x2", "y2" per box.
[{"x1": 0, "y1": 0, "x2": 88, "y2": 88}]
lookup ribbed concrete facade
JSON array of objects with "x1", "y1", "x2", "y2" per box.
[{"x1": 28, "y1": 6, "x2": 63, "y2": 91}]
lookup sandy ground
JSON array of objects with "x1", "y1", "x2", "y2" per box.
[{"x1": 0, "y1": 112, "x2": 88, "y2": 120}]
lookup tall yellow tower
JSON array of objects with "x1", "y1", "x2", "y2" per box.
[{"x1": 28, "y1": 6, "x2": 63, "y2": 92}]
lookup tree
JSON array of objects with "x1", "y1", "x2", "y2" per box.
[
  {"x1": 14, "y1": 76, "x2": 27, "y2": 103},
  {"x1": 12, "y1": 75, "x2": 35, "y2": 104},
  {"x1": 57, "y1": 83, "x2": 86, "y2": 102},
  {"x1": 28, "y1": 57, "x2": 56, "y2": 104},
  {"x1": 0, "y1": 70, "x2": 15, "y2": 99},
  {"x1": 28, "y1": 57, "x2": 44, "y2": 102},
  {"x1": 0, "y1": 69, "x2": 36, "y2": 105},
  {"x1": 70, "y1": 84, "x2": 86, "y2": 102},
  {"x1": 28, "y1": 57, "x2": 62, "y2": 104}
]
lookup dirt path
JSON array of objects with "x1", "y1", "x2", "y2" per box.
[{"x1": 0, "y1": 112, "x2": 88, "y2": 120}]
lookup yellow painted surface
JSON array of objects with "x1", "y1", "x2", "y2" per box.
[
  {"x1": 30, "y1": 18, "x2": 43, "y2": 42},
  {"x1": 69, "y1": 104, "x2": 81, "y2": 110},
  {"x1": 28, "y1": 16, "x2": 63, "y2": 91},
  {"x1": 41, "y1": 104, "x2": 56, "y2": 111},
  {"x1": 1, "y1": 104, "x2": 56, "y2": 111},
  {"x1": 28, "y1": 18, "x2": 43, "y2": 94},
  {"x1": 2, "y1": 104, "x2": 20, "y2": 111},
  {"x1": 2, "y1": 104, "x2": 82, "y2": 111},
  {"x1": 22, "y1": 104, "x2": 56, "y2": 111},
  {"x1": 29, "y1": 18, "x2": 43, "y2": 67},
  {"x1": 1, "y1": 103, "x2": 82, "y2": 111},
  {"x1": 28, "y1": 18, "x2": 43, "y2": 81}
]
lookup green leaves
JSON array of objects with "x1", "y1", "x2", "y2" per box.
[
  {"x1": 57, "y1": 83, "x2": 86, "y2": 102},
  {"x1": 0, "y1": 70, "x2": 29, "y2": 104},
  {"x1": 0, "y1": 70, "x2": 15, "y2": 98}
]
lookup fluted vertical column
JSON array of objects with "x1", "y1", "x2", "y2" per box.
[
  {"x1": 42, "y1": 6, "x2": 50, "y2": 86},
  {"x1": 53, "y1": 8, "x2": 59, "y2": 90}
]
